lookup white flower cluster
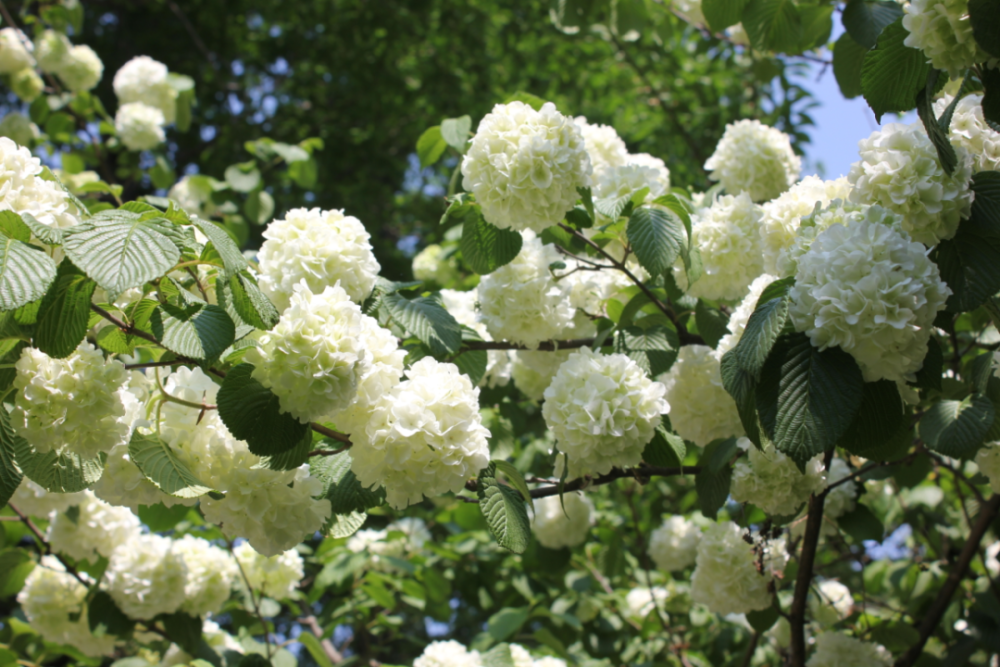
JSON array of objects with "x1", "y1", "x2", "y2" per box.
[
  {"x1": 462, "y1": 101, "x2": 592, "y2": 233},
  {"x1": 789, "y1": 211, "x2": 950, "y2": 383},
  {"x1": 46, "y1": 491, "x2": 141, "y2": 563},
  {"x1": 530, "y1": 492, "x2": 595, "y2": 549},
  {"x1": 174, "y1": 535, "x2": 239, "y2": 616},
  {"x1": 412, "y1": 243, "x2": 460, "y2": 286},
  {"x1": 975, "y1": 441, "x2": 1000, "y2": 494},
  {"x1": 114, "y1": 56, "x2": 179, "y2": 123},
  {"x1": 543, "y1": 349, "x2": 667, "y2": 477},
  {"x1": 594, "y1": 161, "x2": 669, "y2": 204},
  {"x1": 115, "y1": 102, "x2": 166, "y2": 151},
  {"x1": 414, "y1": 640, "x2": 482, "y2": 667},
  {"x1": 809, "y1": 580, "x2": 853, "y2": 627},
  {"x1": 625, "y1": 587, "x2": 670, "y2": 620},
  {"x1": 935, "y1": 94, "x2": 1000, "y2": 173},
  {"x1": 690, "y1": 521, "x2": 781, "y2": 615},
  {"x1": 674, "y1": 192, "x2": 764, "y2": 301},
  {"x1": 439, "y1": 288, "x2": 511, "y2": 389},
  {"x1": 731, "y1": 438, "x2": 826, "y2": 516},
  {"x1": 848, "y1": 123, "x2": 973, "y2": 246},
  {"x1": 346, "y1": 517, "x2": 433, "y2": 567},
  {"x1": 1, "y1": 136, "x2": 81, "y2": 229},
  {"x1": 705, "y1": 119, "x2": 801, "y2": 202},
  {"x1": 12, "y1": 343, "x2": 132, "y2": 458},
  {"x1": 659, "y1": 345, "x2": 744, "y2": 447},
  {"x1": 574, "y1": 116, "x2": 628, "y2": 177},
  {"x1": 557, "y1": 260, "x2": 633, "y2": 317},
  {"x1": 0, "y1": 28, "x2": 33, "y2": 73},
  {"x1": 169, "y1": 175, "x2": 217, "y2": 219},
  {"x1": 477, "y1": 232, "x2": 575, "y2": 349},
  {"x1": 233, "y1": 543, "x2": 304, "y2": 599},
  {"x1": 649, "y1": 515, "x2": 702, "y2": 571},
  {"x1": 2, "y1": 26, "x2": 102, "y2": 93},
  {"x1": 758, "y1": 176, "x2": 852, "y2": 277},
  {"x1": 511, "y1": 349, "x2": 571, "y2": 401},
  {"x1": 0, "y1": 112, "x2": 38, "y2": 146},
  {"x1": 824, "y1": 458, "x2": 859, "y2": 524},
  {"x1": 34, "y1": 30, "x2": 69, "y2": 73},
  {"x1": 903, "y1": 0, "x2": 993, "y2": 76},
  {"x1": 104, "y1": 534, "x2": 189, "y2": 620},
  {"x1": 257, "y1": 207, "x2": 380, "y2": 310},
  {"x1": 9, "y1": 478, "x2": 86, "y2": 518},
  {"x1": 350, "y1": 357, "x2": 491, "y2": 509},
  {"x1": 93, "y1": 443, "x2": 185, "y2": 511},
  {"x1": 806, "y1": 633, "x2": 892, "y2": 667},
  {"x1": 716, "y1": 273, "x2": 780, "y2": 356}
]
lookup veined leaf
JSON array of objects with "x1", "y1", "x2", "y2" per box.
[
  {"x1": 477, "y1": 462, "x2": 530, "y2": 553},
  {"x1": 128, "y1": 432, "x2": 211, "y2": 498},
  {"x1": 0, "y1": 235, "x2": 58, "y2": 312},
  {"x1": 11, "y1": 434, "x2": 104, "y2": 493},
  {"x1": 703, "y1": 0, "x2": 749, "y2": 31},
  {"x1": 381, "y1": 292, "x2": 462, "y2": 355},
  {"x1": 33, "y1": 259, "x2": 96, "y2": 359},
  {"x1": 626, "y1": 206, "x2": 685, "y2": 277},
  {"x1": 0, "y1": 410, "x2": 24, "y2": 509},
  {"x1": 150, "y1": 302, "x2": 236, "y2": 360},
  {"x1": 742, "y1": 0, "x2": 802, "y2": 53},
  {"x1": 861, "y1": 19, "x2": 932, "y2": 122},
  {"x1": 216, "y1": 364, "x2": 311, "y2": 456},
  {"x1": 459, "y1": 205, "x2": 523, "y2": 275},
  {"x1": 310, "y1": 451, "x2": 386, "y2": 523},
  {"x1": 190, "y1": 218, "x2": 248, "y2": 277},
  {"x1": 842, "y1": 0, "x2": 903, "y2": 49},
  {"x1": 919, "y1": 394, "x2": 994, "y2": 459}
]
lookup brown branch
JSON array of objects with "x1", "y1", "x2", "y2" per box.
[
  {"x1": 297, "y1": 603, "x2": 344, "y2": 664},
  {"x1": 460, "y1": 338, "x2": 596, "y2": 352},
  {"x1": 894, "y1": 495, "x2": 1000, "y2": 667},
  {"x1": 465, "y1": 465, "x2": 701, "y2": 499},
  {"x1": 8, "y1": 504, "x2": 89, "y2": 587},
  {"x1": 310, "y1": 423, "x2": 351, "y2": 445},
  {"x1": 740, "y1": 633, "x2": 760, "y2": 667}
]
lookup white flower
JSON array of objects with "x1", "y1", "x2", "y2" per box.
[
  {"x1": 848, "y1": 122, "x2": 973, "y2": 246},
  {"x1": 346, "y1": 528, "x2": 386, "y2": 554},
  {"x1": 543, "y1": 349, "x2": 667, "y2": 477},
  {"x1": 12, "y1": 343, "x2": 131, "y2": 458},
  {"x1": 115, "y1": 102, "x2": 166, "y2": 151},
  {"x1": 935, "y1": 94, "x2": 1000, "y2": 173},
  {"x1": 413, "y1": 244, "x2": 460, "y2": 286},
  {"x1": 533, "y1": 658, "x2": 568, "y2": 667},
  {"x1": 975, "y1": 442, "x2": 1000, "y2": 494},
  {"x1": 0, "y1": 28, "x2": 33, "y2": 73},
  {"x1": 690, "y1": 521, "x2": 776, "y2": 615},
  {"x1": 477, "y1": 233, "x2": 576, "y2": 349},
  {"x1": 462, "y1": 101, "x2": 592, "y2": 233},
  {"x1": 113, "y1": 55, "x2": 178, "y2": 124},
  {"x1": 169, "y1": 175, "x2": 217, "y2": 219},
  {"x1": 233, "y1": 543, "x2": 304, "y2": 600},
  {"x1": 806, "y1": 633, "x2": 892, "y2": 667},
  {"x1": 674, "y1": 192, "x2": 764, "y2": 301},
  {"x1": 105, "y1": 534, "x2": 188, "y2": 620},
  {"x1": 439, "y1": 288, "x2": 511, "y2": 388},
  {"x1": 628, "y1": 152, "x2": 670, "y2": 191},
  {"x1": 0, "y1": 136, "x2": 81, "y2": 229},
  {"x1": 809, "y1": 580, "x2": 853, "y2": 627},
  {"x1": 705, "y1": 119, "x2": 801, "y2": 202},
  {"x1": 414, "y1": 640, "x2": 482, "y2": 667},
  {"x1": 257, "y1": 207, "x2": 380, "y2": 309},
  {"x1": 34, "y1": 30, "x2": 70, "y2": 73},
  {"x1": 731, "y1": 438, "x2": 826, "y2": 516},
  {"x1": 575, "y1": 116, "x2": 629, "y2": 177},
  {"x1": 556, "y1": 262, "x2": 633, "y2": 317},
  {"x1": 511, "y1": 349, "x2": 572, "y2": 402},
  {"x1": 9, "y1": 478, "x2": 86, "y2": 518},
  {"x1": 0, "y1": 112, "x2": 38, "y2": 146},
  {"x1": 903, "y1": 0, "x2": 993, "y2": 77},
  {"x1": 56, "y1": 45, "x2": 103, "y2": 92},
  {"x1": 11, "y1": 68, "x2": 44, "y2": 102},
  {"x1": 350, "y1": 357, "x2": 490, "y2": 509},
  {"x1": 594, "y1": 163, "x2": 668, "y2": 204},
  {"x1": 625, "y1": 587, "x2": 670, "y2": 620},
  {"x1": 758, "y1": 176, "x2": 853, "y2": 277},
  {"x1": 824, "y1": 458, "x2": 858, "y2": 522},
  {"x1": 789, "y1": 214, "x2": 950, "y2": 383},
  {"x1": 18, "y1": 557, "x2": 117, "y2": 657},
  {"x1": 173, "y1": 535, "x2": 238, "y2": 616},
  {"x1": 510, "y1": 644, "x2": 534, "y2": 667},
  {"x1": 47, "y1": 491, "x2": 141, "y2": 562},
  {"x1": 659, "y1": 345, "x2": 743, "y2": 447},
  {"x1": 245, "y1": 283, "x2": 369, "y2": 423},
  {"x1": 530, "y1": 492, "x2": 595, "y2": 549},
  {"x1": 387, "y1": 516, "x2": 432, "y2": 550},
  {"x1": 649, "y1": 515, "x2": 702, "y2": 572},
  {"x1": 716, "y1": 273, "x2": 780, "y2": 356},
  {"x1": 985, "y1": 541, "x2": 1000, "y2": 578}
]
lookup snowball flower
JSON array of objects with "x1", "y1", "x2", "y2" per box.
[
  {"x1": 56, "y1": 45, "x2": 103, "y2": 92},
  {"x1": 543, "y1": 348, "x2": 667, "y2": 477},
  {"x1": 477, "y1": 233, "x2": 575, "y2": 349},
  {"x1": 173, "y1": 535, "x2": 238, "y2": 616},
  {"x1": 848, "y1": 123, "x2": 973, "y2": 246},
  {"x1": 705, "y1": 119, "x2": 801, "y2": 202},
  {"x1": 105, "y1": 534, "x2": 188, "y2": 620},
  {"x1": 824, "y1": 458, "x2": 859, "y2": 521},
  {"x1": 788, "y1": 214, "x2": 950, "y2": 383},
  {"x1": 412, "y1": 243, "x2": 460, "y2": 286},
  {"x1": 246, "y1": 283, "x2": 369, "y2": 423},
  {"x1": 625, "y1": 587, "x2": 670, "y2": 620},
  {"x1": 731, "y1": 438, "x2": 826, "y2": 516},
  {"x1": 113, "y1": 55, "x2": 178, "y2": 123},
  {"x1": 233, "y1": 543, "x2": 304, "y2": 600},
  {"x1": 115, "y1": 102, "x2": 166, "y2": 151},
  {"x1": 903, "y1": 0, "x2": 992, "y2": 77},
  {"x1": 716, "y1": 273, "x2": 780, "y2": 356},
  {"x1": 11, "y1": 67, "x2": 44, "y2": 102},
  {"x1": 169, "y1": 175, "x2": 216, "y2": 219},
  {"x1": 691, "y1": 521, "x2": 777, "y2": 615},
  {"x1": 649, "y1": 515, "x2": 702, "y2": 572},
  {"x1": 512, "y1": 349, "x2": 572, "y2": 401},
  {"x1": 47, "y1": 491, "x2": 141, "y2": 562},
  {"x1": 806, "y1": 633, "x2": 892, "y2": 667},
  {"x1": 0, "y1": 28, "x2": 33, "y2": 73},
  {"x1": 674, "y1": 192, "x2": 764, "y2": 300},
  {"x1": 257, "y1": 207, "x2": 380, "y2": 309},
  {"x1": 18, "y1": 557, "x2": 117, "y2": 657},
  {"x1": 809, "y1": 580, "x2": 853, "y2": 626},
  {"x1": 12, "y1": 343, "x2": 131, "y2": 458},
  {"x1": 34, "y1": 30, "x2": 70, "y2": 73},
  {"x1": 414, "y1": 640, "x2": 482, "y2": 667},
  {"x1": 594, "y1": 162, "x2": 668, "y2": 204},
  {"x1": 530, "y1": 492, "x2": 595, "y2": 549},
  {"x1": 759, "y1": 176, "x2": 852, "y2": 277},
  {"x1": 350, "y1": 357, "x2": 490, "y2": 509},
  {"x1": 9, "y1": 478, "x2": 86, "y2": 518},
  {"x1": 556, "y1": 260, "x2": 633, "y2": 316},
  {"x1": 976, "y1": 442, "x2": 1000, "y2": 494},
  {"x1": 575, "y1": 116, "x2": 629, "y2": 177},
  {"x1": 628, "y1": 152, "x2": 670, "y2": 191},
  {"x1": 0, "y1": 136, "x2": 81, "y2": 229},
  {"x1": 0, "y1": 112, "x2": 38, "y2": 146},
  {"x1": 93, "y1": 443, "x2": 187, "y2": 511},
  {"x1": 659, "y1": 345, "x2": 743, "y2": 447},
  {"x1": 462, "y1": 101, "x2": 591, "y2": 233},
  {"x1": 935, "y1": 94, "x2": 1000, "y2": 173}
]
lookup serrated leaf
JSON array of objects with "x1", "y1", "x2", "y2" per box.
[
  {"x1": 721, "y1": 349, "x2": 762, "y2": 447},
  {"x1": 917, "y1": 70, "x2": 958, "y2": 176},
  {"x1": 919, "y1": 394, "x2": 995, "y2": 459},
  {"x1": 703, "y1": 0, "x2": 749, "y2": 31},
  {"x1": 0, "y1": 235, "x2": 58, "y2": 312},
  {"x1": 595, "y1": 194, "x2": 634, "y2": 221},
  {"x1": 757, "y1": 333, "x2": 864, "y2": 470},
  {"x1": 477, "y1": 462, "x2": 530, "y2": 553},
  {"x1": 746, "y1": 599, "x2": 780, "y2": 633},
  {"x1": 459, "y1": 205, "x2": 523, "y2": 275},
  {"x1": 833, "y1": 33, "x2": 868, "y2": 99},
  {"x1": 328, "y1": 511, "x2": 367, "y2": 539},
  {"x1": 694, "y1": 301, "x2": 729, "y2": 349},
  {"x1": 861, "y1": 19, "x2": 932, "y2": 122},
  {"x1": 20, "y1": 213, "x2": 65, "y2": 246},
  {"x1": 11, "y1": 429, "x2": 104, "y2": 493},
  {"x1": 88, "y1": 591, "x2": 135, "y2": 638},
  {"x1": 481, "y1": 643, "x2": 517, "y2": 667},
  {"x1": 493, "y1": 460, "x2": 533, "y2": 507},
  {"x1": 0, "y1": 211, "x2": 31, "y2": 242},
  {"x1": 838, "y1": 380, "x2": 905, "y2": 458},
  {"x1": 244, "y1": 190, "x2": 275, "y2": 226},
  {"x1": 150, "y1": 302, "x2": 236, "y2": 360},
  {"x1": 799, "y1": 4, "x2": 834, "y2": 51},
  {"x1": 969, "y1": 0, "x2": 1000, "y2": 59},
  {"x1": 0, "y1": 410, "x2": 24, "y2": 509},
  {"x1": 695, "y1": 437, "x2": 737, "y2": 519},
  {"x1": 441, "y1": 115, "x2": 472, "y2": 152},
  {"x1": 615, "y1": 325, "x2": 679, "y2": 377},
  {"x1": 626, "y1": 206, "x2": 685, "y2": 277},
  {"x1": 159, "y1": 612, "x2": 202, "y2": 656},
  {"x1": 128, "y1": 432, "x2": 211, "y2": 498},
  {"x1": 381, "y1": 292, "x2": 462, "y2": 355},
  {"x1": 190, "y1": 218, "x2": 247, "y2": 277},
  {"x1": 734, "y1": 290, "x2": 791, "y2": 378},
  {"x1": 842, "y1": 0, "x2": 903, "y2": 49},
  {"x1": 642, "y1": 426, "x2": 685, "y2": 467},
  {"x1": 33, "y1": 259, "x2": 95, "y2": 359},
  {"x1": 310, "y1": 451, "x2": 385, "y2": 520},
  {"x1": 217, "y1": 364, "x2": 311, "y2": 455},
  {"x1": 416, "y1": 126, "x2": 448, "y2": 168},
  {"x1": 256, "y1": 430, "x2": 312, "y2": 471},
  {"x1": 228, "y1": 271, "x2": 279, "y2": 330},
  {"x1": 487, "y1": 607, "x2": 531, "y2": 641},
  {"x1": 742, "y1": 0, "x2": 802, "y2": 53},
  {"x1": 62, "y1": 209, "x2": 183, "y2": 296},
  {"x1": 454, "y1": 326, "x2": 487, "y2": 385}
]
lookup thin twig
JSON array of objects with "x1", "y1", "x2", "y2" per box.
[
  {"x1": 297, "y1": 603, "x2": 344, "y2": 664},
  {"x1": 466, "y1": 465, "x2": 701, "y2": 499},
  {"x1": 228, "y1": 540, "x2": 274, "y2": 659},
  {"x1": 8, "y1": 504, "x2": 89, "y2": 587},
  {"x1": 460, "y1": 338, "x2": 596, "y2": 352},
  {"x1": 740, "y1": 633, "x2": 760, "y2": 667}
]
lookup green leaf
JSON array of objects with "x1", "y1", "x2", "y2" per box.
[
  {"x1": 244, "y1": 190, "x2": 275, "y2": 226},
  {"x1": 441, "y1": 115, "x2": 472, "y2": 152},
  {"x1": 493, "y1": 460, "x2": 533, "y2": 507},
  {"x1": 919, "y1": 394, "x2": 995, "y2": 459},
  {"x1": 742, "y1": 0, "x2": 802, "y2": 53},
  {"x1": 757, "y1": 333, "x2": 864, "y2": 470},
  {"x1": 503, "y1": 91, "x2": 547, "y2": 111},
  {"x1": 838, "y1": 380, "x2": 905, "y2": 458},
  {"x1": 33, "y1": 259, "x2": 96, "y2": 359},
  {"x1": 0, "y1": 409, "x2": 24, "y2": 509},
  {"x1": 798, "y1": 4, "x2": 834, "y2": 51},
  {"x1": 224, "y1": 164, "x2": 262, "y2": 193},
  {"x1": 216, "y1": 364, "x2": 311, "y2": 454},
  {"x1": 838, "y1": 503, "x2": 884, "y2": 542},
  {"x1": 614, "y1": 325, "x2": 679, "y2": 378},
  {"x1": 626, "y1": 206, "x2": 686, "y2": 277},
  {"x1": 0, "y1": 211, "x2": 31, "y2": 242},
  {"x1": 969, "y1": 0, "x2": 1000, "y2": 59},
  {"x1": 159, "y1": 612, "x2": 202, "y2": 656},
  {"x1": 20, "y1": 212, "x2": 65, "y2": 246},
  {"x1": 381, "y1": 292, "x2": 462, "y2": 355},
  {"x1": 128, "y1": 432, "x2": 211, "y2": 498},
  {"x1": 459, "y1": 205, "x2": 523, "y2": 275},
  {"x1": 861, "y1": 18, "x2": 932, "y2": 122},
  {"x1": 842, "y1": 0, "x2": 903, "y2": 49},
  {"x1": 226, "y1": 271, "x2": 279, "y2": 331},
  {"x1": 298, "y1": 633, "x2": 333, "y2": 667},
  {"x1": 734, "y1": 280, "x2": 792, "y2": 377},
  {"x1": 328, "y1": 511, "x2": 367, "y2": 539},
  {"x1": 88, "y1": 591, "x2": 135, "y2": 638},
  {"x1": 454, "y1": 327, "x2": 487, "y2": 385},
  {"x1": 416, "y1": 126, "x2": 448, "y2": 168},
  {"x1": 257, "y1": 431, "x2": 312, "y2": 471},
  {"x1": 694, "y1": 301, "x2": 729, "y2": 350},
  {"x1": 477, "y1": 462, "x2": 530, "y2": 553},
  {"x1": 11, "y1": 429, "x2": 104, "y2": 493},
  {"x1": 916, "y1": 70, "x2": 958, "y2": 176},
  {"x1": 190, "y1": 218, "x2": 248, "y2": 276},
  {"x1": 310, "y1": 451, "x2": 385, "y2": 521},
  {"x1": 150, "y1": 302, "x2": 236, "y2": 360},
  {"x1": 138, "y1": 502, "x2": 191, "y2": 532},
  {"x1": 720, "y1": 349, "x2": 762, "y2": 447},
  {"x1": 746, "y1": 599, "x2": 780, "y2": 633},
  {"x1": 481, "y1": 643, "x2": 516, "y2": 667},
  {"x1": 0, "y1": 235, "x2": 58, "y2": 312},
  {"x1": 914, "y1": 336, "x2": 943, "y2": 392},
  {"x1": 703, "y1": 0, "x2": 749, "y2": 31},
  {"x1": 62, "y1": 209, "x2": 183, "y2": 296},
  {"x1": 642, "y1": 426, "x2": 685, "y2": 467},
  {"x1": 487, "y1": 607, "x2": 531, "y2": 641},
  {"x1": 833, "y1": 33, "x2": 868, "y2": 99},
  {"x1": 695, "y1": 437, "x2": 738, "y2": 520}
]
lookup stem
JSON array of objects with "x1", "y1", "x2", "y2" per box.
[
  {"x1": 229, "y1": 541, "x2": 274, "y2": 659},
  {"x1": 740, "y1": 633, "x2": 760, "y2": 667},
  {"x1": 466, "y1": 465, "x2": 701, "y2": 499},
  {"x1": 8, "y1": 504, "x2": 89, "y2": 587},
  {"x1": 297, "y1": 603, "x2": 344, "y2": 664},
  {"x1": 460, "y1": 338, "x2": 596, "y2": 351}
]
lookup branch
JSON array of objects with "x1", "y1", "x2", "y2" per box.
[
  {"x1": 8, "y1": 504, "x2": 89, "y2": 587},
  {"x1": 465, "y1": 465, "x2": 701, "y2": 499},
  {"x1": 297, "y1": 603, "x2": 344, "y2": 664},
  {"x1": 460, "y1": 338, "x2": 596, "y2": 351}
]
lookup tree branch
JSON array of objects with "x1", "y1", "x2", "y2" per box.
[
  {"x1": 465, "y1": 465, "x2": 701, "y2": 499},
  {"x1": 460, "y1": 338, "x2": 596, "y2": 351},
  {"x1": 297, "y1": 603, "x2": 344, "y2": 664}
]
